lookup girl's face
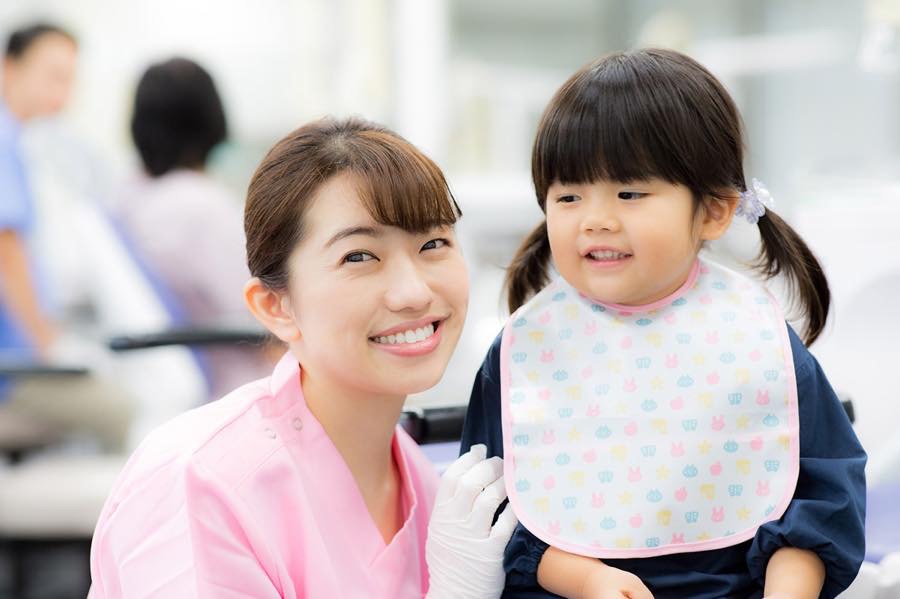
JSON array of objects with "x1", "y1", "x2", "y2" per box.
[
  {"x1": 545, "y1": 178, "x2": 732, "y2": 307},
  {"x1": 275, "y1": 174, "x2": 469, "y2": 399}
]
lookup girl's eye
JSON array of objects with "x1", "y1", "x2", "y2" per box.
[
  {"x1": 342, "y1": 251, "x2": 377, "y2": 264},
  {"x1": 556, "y1": 195, "x2": 580, "y2": 203},
  {"x1": 421, "y1": 238, "x2": 449, "y2": 251},
  {"x1": 618, "y1": 191, "x2": 647, "y2": 201}
]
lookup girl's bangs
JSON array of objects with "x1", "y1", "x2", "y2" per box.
[{"x1": 533, "y1": 52, "x2": 735, "y2": 199}]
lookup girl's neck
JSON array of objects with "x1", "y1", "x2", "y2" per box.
[{"x1": 299, "y1": 367, "x2": 404, "y2": 536}]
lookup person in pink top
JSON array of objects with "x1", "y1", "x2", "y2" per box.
[{"x1": 89, "y1": 117, "x2": 517, "y2": 598}]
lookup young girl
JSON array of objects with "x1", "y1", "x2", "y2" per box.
[
  {"x1": 90, "y1": 117, "x2": 516, "y2": 598},
  {"x1": 461, "y1": 49, "x2": 866, "y2": 599}
]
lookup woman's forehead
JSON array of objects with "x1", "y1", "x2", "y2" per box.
[
  {"x1": 305, "y1": 170, "x2": 458, "y2": 238},
  {"x1": 304, "y1": 175, "x2": 377, "y2": 233},
  {"x1": 303, "y1": 180, "x2": 450, "y2": 249}
]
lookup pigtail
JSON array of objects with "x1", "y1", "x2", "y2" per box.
[
  {"x1": 755, "y1": 210, "x2": 830, "y2": 346},
  {"x1": 505, "y1": 221, "x2": 552, "y2": 314}
]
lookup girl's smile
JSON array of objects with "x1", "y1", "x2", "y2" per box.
[{"x1": 582, "y1": 245, "x2": 634, "y2": 269}]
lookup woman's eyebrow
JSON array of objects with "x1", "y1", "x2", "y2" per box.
[{"x1": 323, "y1": 225, "x2": 382, "y2": 248}]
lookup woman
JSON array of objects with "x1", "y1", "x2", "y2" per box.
[
  {"x1": 89, "y1": 117, "x2": 514, "y2": 597},
  {"x1": 114, "y1": 57, "x2": 272, "y2": 400}
]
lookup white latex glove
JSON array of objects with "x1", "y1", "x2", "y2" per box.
[{"x1": 425, "y1": 444, "x2": 518, "y2": 599}]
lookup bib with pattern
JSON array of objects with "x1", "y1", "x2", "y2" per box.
[{"x1": 500, "y1": 258, "x2": 799, "y2": 558}]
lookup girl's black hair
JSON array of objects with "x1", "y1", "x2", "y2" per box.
[{"x1": 507, "y1": 48, "x2": 830, "y2": 345}]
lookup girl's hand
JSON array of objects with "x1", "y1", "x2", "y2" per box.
[
  {"x1": 537, "y1": 546, "x2": 653, "y2": 599},
  {"x1": 580, "y1": 562, "x2": 654, "y2": 599},
  {"x1": 425, "y1": 444, "x2": 518, "y2": 599}
]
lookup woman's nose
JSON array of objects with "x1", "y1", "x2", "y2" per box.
[{"x1": 383, "y1": 259, "x2": 433, "y2": 313}]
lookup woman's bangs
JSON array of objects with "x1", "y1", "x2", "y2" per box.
[{"x1": 351, "y1": 132, "x2": 460, "y2": 233}]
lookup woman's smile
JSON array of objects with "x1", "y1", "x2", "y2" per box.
[{"x1": 369, "y1": 316, "x2": 448, "y2": 357}]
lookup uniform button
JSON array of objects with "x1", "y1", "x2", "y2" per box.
[
  {"x1": 264, "y1": 427, "x2": 277, "y2": 439},
  {"x1": 292, "y1": 417, "x2": 303, "y2": 431}
]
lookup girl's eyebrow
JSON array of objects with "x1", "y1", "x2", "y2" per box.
[{"x1": 323, "y1": 225, "x2": 382, "y2": 249}]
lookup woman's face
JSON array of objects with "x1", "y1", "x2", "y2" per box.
[{"x1": 283, "y1": 174, "x2": 469, "y2": 399}]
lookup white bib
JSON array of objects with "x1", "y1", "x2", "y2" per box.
[{"x1": 500, "y1": 258, "x2": 799, "y2": 558}]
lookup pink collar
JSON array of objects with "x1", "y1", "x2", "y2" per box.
[{"x1": 583, "y1": 259, "x2": 701, "y2": 314}]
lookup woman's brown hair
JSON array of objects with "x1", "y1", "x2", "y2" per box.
[
  {"x1": 245, "y1": 116, "x2": 461, "y2": 291},
  {"x1": 506, "y1": 48, "x2": 830, "y2": 345}
]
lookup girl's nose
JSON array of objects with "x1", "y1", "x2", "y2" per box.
[
  {"x1": 383, "y1": 258, "x2": 433, "y2": 313},
  {"x1": 582, "y1": 202, "x2": 620, "y2": 233}
]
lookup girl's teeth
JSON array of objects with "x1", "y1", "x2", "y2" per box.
[
  {"x1": 590, "y1": 250, "x2": 629, "y2": 260},
  {"x1": 373, "y1": 323, "x2": 437, "y2": 345}
]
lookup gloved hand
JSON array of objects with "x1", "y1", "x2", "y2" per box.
[{"x1": 425, "y1": 444, "x2": 518, "y2": 599}]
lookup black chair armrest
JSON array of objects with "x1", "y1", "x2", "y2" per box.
[
  {"x1": 0, "y1": 363, "x2": 89, "y2": 378},
  {"x1": 108, "y1": 327, "x2": 269, "y2": 351},
  {"x1": 400, "y1": 406, "x2": 467, "y2": 445}
]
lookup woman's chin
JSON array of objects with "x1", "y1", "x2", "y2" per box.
[{"x1": 367, "y1": 363, "x2": 446, "y2": 399}]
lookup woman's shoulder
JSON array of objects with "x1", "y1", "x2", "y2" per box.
[{"x1": 107, "y1": 377, "x2": 286, "y2": 505}]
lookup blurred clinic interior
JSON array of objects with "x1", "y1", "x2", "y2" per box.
[{"x1": 1, "y1": 0, "x2": 899, "y2": 597}]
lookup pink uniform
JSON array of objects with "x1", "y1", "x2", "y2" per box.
[{"x1": 89, "y1": 352, "x2": 439, "y2": 598}]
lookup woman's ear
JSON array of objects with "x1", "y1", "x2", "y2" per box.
[
  {"x1": 244, "y1": 278, "x2": 302, "y2": 343},
  {"x1": 698, "y1": 192, "x2": 740, "y2": 241}
]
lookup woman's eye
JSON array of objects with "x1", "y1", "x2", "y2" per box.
[
  {"x1": 342, "y1": 251, "x2": 376, "y2": 264},
  {"x1": 557, "y1": 195, "x2": 579, "y2": 203},
  {"x1": 421, "y1": 238, "x2": 449, "y2": 251},
  {"x1": 618, "y1": 191, "x2": 647, "y2": 201}
]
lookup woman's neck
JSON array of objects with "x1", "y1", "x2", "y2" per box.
[{"x1": 299, "y1": 368, "x2": 405, "y2": 539}]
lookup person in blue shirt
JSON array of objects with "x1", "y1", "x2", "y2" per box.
[
  {"x1": 0, "y1": 23, "x2": 132, "y2": 452},
  {"x1": 460, "y1": 49, "x2": 866, "y2": 599}
]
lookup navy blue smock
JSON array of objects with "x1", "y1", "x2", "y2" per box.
[{"x1": 460, "y1": 325, "x2": 866, "y2": 599}]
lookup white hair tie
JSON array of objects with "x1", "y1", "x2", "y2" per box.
[{"x1": 736, "y1": 178, "x2": 775, "y2": 225}]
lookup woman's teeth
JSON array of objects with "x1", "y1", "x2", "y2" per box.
[
  {"x1": 589, "y1": 250, "x2": 630, "y2": 260},
  {"x1": 373, "y1": 323, "x2": 436, "y2": 345}
]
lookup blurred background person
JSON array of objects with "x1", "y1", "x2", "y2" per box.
[
  {"x1": 0, "y1": 23, "x2": 132, "y2": 454},
  {"x1": 111, "y1": 57, "x2": 275, "y2": 400}
]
